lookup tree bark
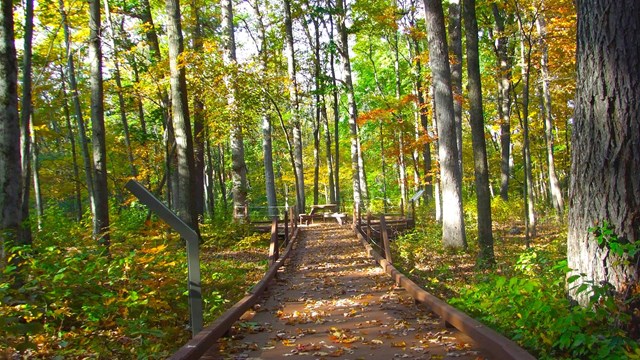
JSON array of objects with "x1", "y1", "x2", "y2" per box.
[
  {"x1": 463, "y1": 0, "x2": 494, "y2": 266},
  {"x1": 568, "y1": 0, "x2": 640, "y2": 306},
  {"x1": 448, "y1": 0, "x2": 463, "y2": 178},
  {"x1": 165, "y1": 0, "x2": 198, "y2": 229},
  {"x1": 1, "y1": 0, "x2": 22, "y2": 261},
  {"x1": 492, "y1": 3, "x2": 513, "y2": 201},
  {"x1": 20, "y1": 0, "x2": 34, "y2": 244},
  {"x1": 423, "y1": 0, "x2": 466, "y2": 249},
  {"x1": 536, "y1": 10, "x2": 564, "y2": 215},
  {"x1": 336, "y1": 0, "x2": 362, "y2": 210},
  {"x1": 89, "y1": 0, "x2": 110, "y2": 247},
  {"x1": 329, "y1": 14, "x2": 340, "y2": 209},
  {"x1": 191, "y1": 0, "x2": 205, "y2": 220},
  {"x1": 61, "y1": 69, "x2": 82, "y2": 222}
]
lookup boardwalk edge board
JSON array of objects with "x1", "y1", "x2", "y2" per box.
[
  {"x1": 169, "y1": 227, "x2": 300, "y2": 360},
  {"x1": 352, "y1": 224, "x2": 536, "y2": 360}
]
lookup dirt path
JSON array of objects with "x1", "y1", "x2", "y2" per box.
[{"x1": 202, "y1": 224, "x2": 488, "y2": 360}]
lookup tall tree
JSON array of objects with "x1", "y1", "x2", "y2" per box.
[
  {"x1": 463, "y1": 0, "x2": 494, "y2": 266},
  {"x1": 89, "y1": 0, "x2": 110, "y2": 247},
  {"x1": 165, "y1": 0, "x2": 198, "y2": 229},
  {"x1": 191, "y1": 0, "x2": 205, "y2": 219},
  {"x1": 336, "y1": 0, "x2": 362, "y2": 210},
  {"x1": 492, "y1": 3, "x2": 513, "y2": 200},
  {"x1": 222, "y1": 0, "x2": 248, "y2": 220},
  {"x1": 283, "y1": 0, "x2": 305, "y2": 213},
  {"x1": 448, "y1": 0, "x2": 463, "y2": 176},
  {"x1": 423, "y1": 0, "x2": 466, "y2": 249},
  {"x1": 536, "y1": 6, "x2": 564, "y2": 215},
  {"x1": 1, "y1": 0, "x2": 22, "y2": 261},
  {"x1": 20, "y1": 0, "x2": 34, "y2": 244},
  {"x1": 328, "y1": 13, "x2": 341, "y2": 209},
  {"x1": 568, "y1": 0, "x2": 640, "y2": 306}
]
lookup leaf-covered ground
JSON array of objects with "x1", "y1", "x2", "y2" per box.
[{"x1": 202, "y1": 224, "x2": 487, "y2": 360}]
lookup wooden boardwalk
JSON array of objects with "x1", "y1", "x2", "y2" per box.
[{"x1": 201, "y1": 224, "x2": 488, "y2": 360}]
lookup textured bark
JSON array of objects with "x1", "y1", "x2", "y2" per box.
[
  {"x1": 19, "y1": 0, "x2": 34, "y2": 244},
  {"x1": 89, "y1": 0, "x2": 110, "y2": 247},
  {"x1": 1, "y1": 0, "x2": 22, "y2": 260},
  {"x1": 222, "y1": 0, "x2": 248, "y2": 219},
  {"x1": 165, "y1": 0, "x2": 198, "y2": 229},
  {"x1": 568, "y1": 0, "x2": 640, "y2": 305},
  {"x1": 60, "y1": 0, "x2": 95, "y2": 220},
  {"x1": 448, "y1": 0, "x2": 463, "y2": 178},
  {"x1": 191, "y1": 0, "x2": 205, "y2": 219},
  {"x1": 329, "y1": 14, "x2": 340, "y2": 209},
  {"x1": 492, "y1": 3, "x2": 512, "y2": 201},
  {"x1": 463, "y1": 0, "x2": 494, "y2": 266},
  {"x1": 536, "y1": 11, "x2": 564, "y2": 215},
  {"x1": 284, "y1": 0, "x2": 305, "y2": 213},
  {"x1": 394, "y1": 34, "x2": 407, "y2": 208},
  {"x1": 423, "y1": 0, "x2": 466, "y2": 249},
  {"x1": 336, "y1": 0, "x2": 362, "y2": 209},
  {"x1": 61, "y1": 70, "x2": 82, "y2": 222}
]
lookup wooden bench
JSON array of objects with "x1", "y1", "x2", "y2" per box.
[{"x1": 300, "y1": 204, "x2": 343, "y2": 225}]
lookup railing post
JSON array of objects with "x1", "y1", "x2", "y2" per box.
[
  {"x1": 357, "y1": 203, "x2": 362, "y2": 229},
  {"x1": 269, "y1": 217, "x2": 279, "y2": 266},
  {"x1": 400, "y1": 198, "x2": 405, "y2": 217},
  {"x1": 366, "y1": 212, "x2": 372, "y2": 240},
  {"x1": 411, "y1": 200, "x2": 416, "y2": 228},
  {"x1": 284, "y1": 210, "x2": 289, "y2": 246},
  {"x1": 380, "y1": 214, "x2": 393, "y2": 265}
]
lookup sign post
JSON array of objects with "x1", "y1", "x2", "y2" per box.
[{"x1": 125, "y1": 180, "x2": 203, "y2": 336}]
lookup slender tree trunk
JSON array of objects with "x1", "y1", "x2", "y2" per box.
[
  {"x1": 61, "y1": 70, "x2": 82, "y2": 221},
  {"x1": 216, "y1": 144, "x2": 228, "y2": 210},
  {"x1": 205, "y1": 135, "x2": 215, "y2": 218},
  {"x1": 329, "y1": 14, "x2": 340, "y2": 209},
  {"x1": 568, "y1": 0, "x2": 640, "y2": 309},
  {"x1": 191, "y1": 0, "x2": 205, "y2": 220},
  {"x1": 1, "y1": 0, "x2": 23, "y2": 261},
  {"x1": 30, "y1": 129, "x2": 43, "y2": 230},
  {"x1": 492, "y1": 3, "x2": 513, "y2": 201},
  {"x1": 448, "y1": 0, "x2": 463, "y2": 177},
  {"x1": 165, "y1": 0, "x2": 198, "y2": 229},
  {"x1": 336, "y1": 0, "x2": 362, "y2": 210},
  {"x1": 380, "y1": 121, "x2": 388, "y2": 213},
  {"x1": 322, "y1": 98, "x2": 335, "y2": 204},
  {"x1": 463, "y1": 0, "x2": 494, "y2": 266},
  {"x1": 60, "y1": 0, "x2": 95, "y2": 221},
  {"x1": 536, "y1": 11, "x2": 564, "y2": 215},
  {"x1": 103, "y1": 0, "x2": 136, "y2": 177},
  {"x1": 19, "y1": 0, "x2": 34, "y2": 244},
  {"x1": 430, "y1": 84, "x2": 442, "y2": 222},
  {"x1": 394, "y1": 34, "x2": 407, "y2": 209},
  {"x1": 222, "y1": 0, "x2": 248, "y2": 220},
  {"x1": 423, "y1": 0, "x2": 466, "y2": 249},
  {"x1": 89, "y1": 0, "x2": 110, "y2": 247}
]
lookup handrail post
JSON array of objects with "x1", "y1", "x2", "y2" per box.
[
  {"x1": 284, "y1": 210, "x2": 289, "y2": 246},
  {"x1": 269, "y1": 217, "x2": 279, "y2": 266},
  {"x1": 366, "y1": 212, "x2": 372, "y2": 241},
  {"x1": 380, "y1": 214, "x2": 393, "y2": 265},
  {"x1": 357, "y1": 203, "x2": 362, "y2": 229}
]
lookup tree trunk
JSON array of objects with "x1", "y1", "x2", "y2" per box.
[
  {"x1": 61, "y1": 69, "x2": 82, "y2": 222},
  {"x1": 254, "y1": 1, "x2": 278, "y2": 217},
  {"x1": 463, "y1": 0, "x2": 494, "y2": 266},
  {"x1": 191, "y1": 0, "x2": 205, "y2": 220},
  {"x1": 448, "y1": 0, "x2": 463, "y2": 178},
  {"x1": 216, "y1": 144, "x2": 228, "y2": 210},
  {"x1": 205, "y1": 135, "x2": 215, "y2": 218},
  {"x1": 89, "y1": 0, "x2": 110, "y2": 247},
  {"x1": 492, "y1": 3, "x2": 512, "y2": 201},
  {"x1": 19, "y1": 0, "x2": 34, "y2": 244},
  {"x1": 430, "y1": 84, "x2": 442, "y2": 222},
  {"x1": 329, "y1": 14, "x2": 340, "y2": 209},
  {"x1": 1, "y1": 0, "x2": 23, "y2": 261},
  {"x1": 536, "y1": 11, "x2": 564, "y2": 216},
  {"x1": 222, "y1": 0, "x2": 248, "y2": 220},
  {"x1": 336, "y1": 0, "x2": 362, "y2": 210},
  {"x1": 568, "y1": 0, "x2": 640, "y2": 307},
  {"x1": 394, "y1": 34, "x2": 407, "y2": 209},
  {"x1": 60, "y1": 0, "x2": 95, "y2": 222},
  {"x1": 165, "y1": 0, "x2": 198, "y2": 229},
  {"x1": 423, "y1": 0, "x2": 466, "y2": 249}
]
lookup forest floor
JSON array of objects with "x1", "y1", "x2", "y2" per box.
[{"x1": 201, "y1": 224, "x2": 488, "y2": 360}]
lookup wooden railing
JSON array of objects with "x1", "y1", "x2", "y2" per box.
[{"x1": 170, "y1": 209, "x2": 298, "y2": 360}]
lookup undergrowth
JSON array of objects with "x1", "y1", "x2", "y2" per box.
[
  {"x1": 393, "y1": 199, "x2": 640, "y2": 360},
  {"x1": 0, "y1": 204, "x2": 269, "y2": 358}
]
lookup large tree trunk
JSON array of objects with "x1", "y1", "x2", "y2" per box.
[
  {"x1": 448, "y1": 0, "x2": 463, "y2": 178},
  {"x1": 165, "y1": 0, "x2": 198, "y2": 229},
  {"x1": 60, "y1": 0, "x2": 95, "y2": 222},
  {"x1": 1, "y1": 0, "x2": 23, "y2": 261},
  {"x1": 221, "y1": 0, "x2": 248, "y2": 220},
  {"x1": 283, "y1": 0, "x2": 305, "y2": 213},
  {"x1": 61, "y1": 69, "x2": 82, "y2": 222},
  {"x1": 89, "y1": 0, "x2": 110, "y2": 247},
  {"x1": 19, "y1": 0, "x2": 34, "y2": 244},
  {"x1": 423, "y1": 0, "x2": 466, "y2": 249},
  {"x1": 568, "y1": 0, "x2": 640, "y2": 307},
  {"x1": 536, "y1": 10, "x2": 564, "y2": 216},
  {"x1": 336, "y1": 0, "x2": 362, "y2": 211},
  {"x1": 463, "y1": 0, "x2": 494, "y2": 266}
]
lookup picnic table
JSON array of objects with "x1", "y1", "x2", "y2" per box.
[{"x1": 299, "y1": 204, "x2": 346, "y2": 225}]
